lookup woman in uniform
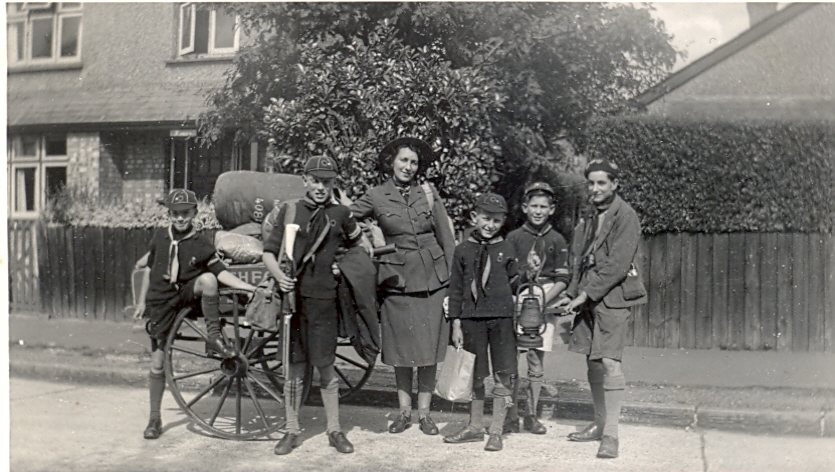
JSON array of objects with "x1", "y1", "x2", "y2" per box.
[{"x1": 350, "y1": 137, "x2": 456, "y2": 436}]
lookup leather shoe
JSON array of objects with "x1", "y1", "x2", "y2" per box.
[
  {"x1": 328, "y1": 431, "x2": 354, "y2": 454},
  {"x1": 274, "y1": 433, "x2": 300, "y2": 455},
  {"x1": 502, "y1": 417, "x2": 520, "y2": 434},
  {"x1": 143, "y1": 417, "x2": 162, "y2": 440},
  {"x1": 597, "y1": 435, "x2": 619, "y2": 459},
  {"x1": 419, "y1": 416, "x2": 439, "y2": 435},
  {"x1": 523, "y1": 416, "x2": 547, "y2": 435},
  {"x1": 389, "y1": 411, "x2": 412, "y2": 433},
  {"x1": 484, "y1": 433, "x2": 503, "y2": 452},
  {"x1": 443, "y1": 426, "x2": 485, "y2": 444},
  {"x1": 568, "y1": 423, "x2": 603, "y2": 442},
  {"x1": 206, "y1": 336, "x2": 235, "y2": 358}
]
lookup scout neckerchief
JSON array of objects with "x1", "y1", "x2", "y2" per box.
[
  {"x1": 467, "y1": 232, "x2": 504, "y2": 302},
  {"x1": 522, "y1": 221, "x2": 552, "y2": 279},
  {"x1": 164, "y1": 225, "x2": 197, "y2": 284},
  {"x1": 580, "y1": 194, "x2": 616, "y2": 270},
  {"x1": 300, "y1": 195, "x2": 334, "y2": 268}
]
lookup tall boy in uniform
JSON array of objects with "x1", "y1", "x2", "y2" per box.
[
  {"x1": 444, "y1": 193, "x2": 519, "y2": 452},
  {"x1": 264, "y1": 155, "x2": 364, "y2": 456},
  {"x1": 504, "y1": 182, "x2": 570, "y2": 435},
  {"x1": 133, "y1": 189, "x2": 260, "y2": 440}
]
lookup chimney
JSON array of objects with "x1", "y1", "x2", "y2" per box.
[{"x1": 746, "y1": 3, "x2": 778, "y2": 26}]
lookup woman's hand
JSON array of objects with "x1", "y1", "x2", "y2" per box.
[{"x1": 451, "y1": 320, "x2": 464, "y2": 349}]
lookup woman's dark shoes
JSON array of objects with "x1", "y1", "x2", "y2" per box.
[
  {"x1": 443, "y1": 425, "x2": 485, "y2": 444},
  {"x1": 143, "y1": 417, "x2": 162, "y2": 440},
  {"x1": 389, "y1": 411, "x2": 412, "y2": 433},
  {"x1": 502, "y1": 417, "x2": 520, "y2": 434},
  {"x1": 484, "y1": 433, "x2": 503, "y2": 452},
  {"x1": 523, "y1": 416, "x2": 547, "y2": 435},
  {"x1": 567, "y1": 423, "x2": 603, "y2": 442},
  {"x1": 328, "y1": 431, "x2": 354, "y2": 454},
  {"x1": 596, "y1": 435, "x2": 619, "y2": 459},
  {"x1": 274, "y1": 433, "x2": 300, "y2": 455},
  {"x1": 419, "y1": 415, "x2": 439, "y2": 435}
]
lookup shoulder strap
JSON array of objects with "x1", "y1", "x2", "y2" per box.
[{"x1": 421, "y1": 182, "x2": 434, "y2": 214}]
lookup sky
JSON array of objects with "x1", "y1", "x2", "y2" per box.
[{"x1": 648, "y1": 2, "x2": 760, "y2": 71}]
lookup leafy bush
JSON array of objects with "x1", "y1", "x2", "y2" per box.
[
  {"x1": 262, "y1": 21, "x2": 505, "y2": 228},
  {"x1": 42, "y1": 186, "x2": 221, "y2": 229},
  {"x1": 586, "y1": 117, "x2": 835, "y2": 234}
]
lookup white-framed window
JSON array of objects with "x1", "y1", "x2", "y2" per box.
[
  {"x1": 6, "y1": 3, "x2": 82, "y2": 66},
  {"x1": 7, "y1": 134, "x2": 69, "y2": 217},
  {"x1": 177, "y1": 3, "x2": 239, "y2": 58}
]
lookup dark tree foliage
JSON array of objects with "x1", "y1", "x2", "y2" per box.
[{"x1": 201, "y1": 2, "x2": 678, "y2": 217}]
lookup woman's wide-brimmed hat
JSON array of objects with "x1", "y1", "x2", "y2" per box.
[{"x1": 377, "y1": 137, "x2": 436, "y2": 175}]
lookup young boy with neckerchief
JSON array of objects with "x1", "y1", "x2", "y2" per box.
[{"x1": 444, "y1": 193, "x2": 519, "y2": 452}]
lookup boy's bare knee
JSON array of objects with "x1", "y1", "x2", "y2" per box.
[
  {"x1": 600, "y1": 357, "x2": 622, "y2": 376},
  {"x1": 195, "y1": 273, "x2": 218, "y2": 295}
]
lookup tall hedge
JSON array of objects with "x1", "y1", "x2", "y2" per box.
[{"x1": 586, "y1": 117, "x2": 835, "y2": 234}]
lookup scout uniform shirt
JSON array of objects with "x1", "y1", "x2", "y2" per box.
[
  {"x1": 145, "y1": 226, "x2": 226, "y2": 304},
  {"x1": 506, "y1": 222, "x2": 570, "y2": 286},
  {"x1": 263, "y1": 196, "x2": 362, "y2": 300},
  {"x1": 448, "y1": 235, "x2": 519, "y2": 319}
]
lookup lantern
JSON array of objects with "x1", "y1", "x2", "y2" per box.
[{"x1": 515, "y1": 283, "x2": 545, "y2": 349}]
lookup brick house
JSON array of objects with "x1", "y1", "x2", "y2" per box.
[
  {"x1": 634, "y1": 3, "x2": 835, "y2": 120},
  {"x1": 7, "y1": 3, "x2": 264, "y2": 218}
]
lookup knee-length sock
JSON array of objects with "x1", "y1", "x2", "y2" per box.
[
  {"x1": 470, "y1": 385, "x2": 486, "y2": 429},
  {"x1": 201, "y1": 295, "x2": 222, "y2": 339},
  {"x1": 319, "y1": 364, "x2": 341, "y2": 433},
  {"x1": 588, "y1": 360, "x2": 606, "y2": 428},
  {"x1": 603, "y1": 373, "x2": 625, "y2": 438},
  {"x1": 284, "y1": 362, "x2": 306, "y2": 435},
  {"x1": 149, "y1": 370, "x2": 165, "y2": 420}
]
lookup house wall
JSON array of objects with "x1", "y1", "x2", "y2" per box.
[
  {"x1": 7, "y1": 3, "x2": 235, "y2": 97},
  {"x1": 67, "y1": 133, "x2": 101, "y2": 195},
  {"x1": 647, "y1": 4, "x2": 835, "y2": 119}
]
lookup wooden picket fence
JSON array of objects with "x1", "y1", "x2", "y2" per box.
[
  {"x1": 8, "y1": 219, "x2": 40, "y2": 312},
  {"x1": 627, "y1": 233, "x2": 835, "y2": 352},
  {"x1": 15, "y1": 224, "x2": 835, "y2": 352}
]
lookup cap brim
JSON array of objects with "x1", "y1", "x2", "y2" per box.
[
  {"x1": 306, "y1": 170, "x2": 338, "y2": 179},
  {"x1": 166, "y1": 202, "x2": 197, "y2": 211},
  {"x1": 378, "y1": 137, "x2": 436, "y2": 173}
]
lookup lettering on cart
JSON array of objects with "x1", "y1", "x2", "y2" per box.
[{"x1": 230, "y1": 268, "x2": 269, "y2": 285}]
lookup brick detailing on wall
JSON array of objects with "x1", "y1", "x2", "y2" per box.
[
  {"x1": 98, "y1": 134, "x2": 123, "y2": 200},
  {"x1": 117, "y1": 131, "x2": 167, "y2": 205},
  {"x1": 67, "y1": 133, "x2": 101, "y2": 196}
]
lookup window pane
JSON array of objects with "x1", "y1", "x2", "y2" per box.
[
  {"x1": 31, "y1": 17, "x2": 54, "y2": 58},
  {"x1": 60, "y1": 15, "x2": 80, "y2": 57},
  {"x1": 45, "y1": 136, "x2": 67, "y2": 156},
  {"x1": 20, "y1": 136, "x2": 39, "y2": 157},
  {"x1": 213, "y1": 10, "x2": 235, "y2": 49},
  {"x1": 194, "y1": 9, "x2": 210, "y2": 54},
  {"x1": 7, "y1": 22, "x2": 25, "y2": 62},
  {"x1": 60, "y1": 3, "x2": 81, "y2": 10},
  {"x1": 15, "y1": 168, "x2": 37, "y2": 212},
  {"x1": 180, "y1": 4, "x2": 193, "y2": 51},
  {"x1": 45, "y1": 166, "x2": 67, "y2": 201}
]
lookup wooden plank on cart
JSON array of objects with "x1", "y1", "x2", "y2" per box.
[
  {"x1": 759, "y1": 233, "x2": 779, "y2": 351},
  {"x1": 744, "y1": 233, "x2": 762, "y2": 350},
  {"x1": 695, "y1": 233, "x2": 713, "y2": 349}
]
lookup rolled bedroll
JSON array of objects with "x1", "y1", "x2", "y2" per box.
[{"x1": 213, "y1": 171, "x2": 307, "y2": 230}]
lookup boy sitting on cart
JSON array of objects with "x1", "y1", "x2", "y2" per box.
[{"x1": 133, "y1": 189, "x2": 260, "y2": 440}]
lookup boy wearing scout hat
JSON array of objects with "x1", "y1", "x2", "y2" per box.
[
  {"x1": 132, "y1": 189, "x2": 259, "y2": 440},
  {"x1": 263, "y1": 155, "x2": 364, "y2": 455},
  {"x1": 504, "y1": 182, "x2": 570, "y2": 435},
  {"x1": 445, "y1": 193, "x2": 520, "y2": 452}
]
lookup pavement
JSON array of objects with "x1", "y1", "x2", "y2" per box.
[
  {"x1": 11, "y1": 378, "x2": 835, "y2": 472},
  {"x1": 8, "y1": 313, "x2": 835, "y2": 438}
]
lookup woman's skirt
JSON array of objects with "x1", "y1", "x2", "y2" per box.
[{"x1": 380, "y1": 288, "x2": 449, "y2": 367}]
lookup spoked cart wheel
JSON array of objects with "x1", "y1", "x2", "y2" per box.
[
  {"x1": 164, "y1": 288, "x2": 311, "y2": 440},
  {"x1": 332, "y1": 339, "x2": 376, "y2": 400}
]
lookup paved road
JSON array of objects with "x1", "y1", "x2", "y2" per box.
[{"x1": 10, "y1": 378, "x2": 835, "y2": 472}]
